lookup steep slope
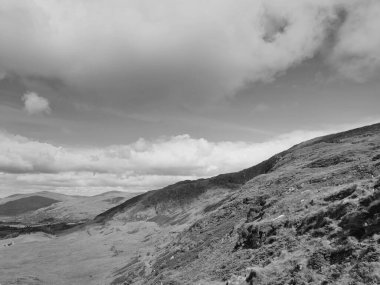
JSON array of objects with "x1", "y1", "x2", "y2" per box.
[
  {"x1": 95, "y1": 148, "x2": 286, "y2": 225},
  {"x1": 1, "y1": 123, "x2": 379, "y2": 285},
  {"x1": 104, "y1": 123, "x2": 380, "y2": 284}
]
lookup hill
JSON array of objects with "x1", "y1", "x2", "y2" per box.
[
  {"x1": 101, "y1": 123, "x2": 380, "y2": 284},
  {"x1": 0, "y1": 191, "x2": 142, "y2": 224},
  {"x1": 0, "y1": 196, "x2": 59, "y2": 216},
  {"x1": 0, "y1": 123, "x2": 379, "y2": 285},
  {"x1": 139, "y1": 123, "x2": 380, "y2": 284}
]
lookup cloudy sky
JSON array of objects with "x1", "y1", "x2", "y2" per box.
[{"x1": 0, "y1": 0, "x2": 379, "y2": 197}]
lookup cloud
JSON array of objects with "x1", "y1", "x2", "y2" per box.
[
  {"x1": 327, "y1": 0, "x2": 380, "y2": 82},
  {"x1": 0, "y1": 123, "x2": 360, "y2": 196},
  {"x1": 0, "y1": 0, "x2": 378, "y2": 105},
  {"x1": 0, "y1": 130, "x2": 324, "y2": 177},
  {"x1": 1, "y1": 115, "x2": 379, "y2": 197},
  {"x1": 0, "y1": 172, "x2": 195, "y2": 197},
  {"x1": 22, "y1": 92, "x2": 51, "y2": 115}
]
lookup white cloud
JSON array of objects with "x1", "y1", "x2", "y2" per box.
[
  {"x1": 327, "y1": 0, "x2": 380, "y2": 82},
  {"x1": 2, "y1": 114, "x2": 380, "y2": 197},
  {"x1": 22, "y1": 92, "x2": 51, "y2": 115},
  {"x1": 3, "y1": 120, "x2": 378, "y2": 197},
  {"x1": 0, "y1": 0, "x2": 378, "y2": 104},
  {"x1": 0, "y1": 130, "x2": 324, "y2": 177}
]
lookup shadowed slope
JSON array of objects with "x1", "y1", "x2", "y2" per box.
[
  {"x1": 95, "y1": 123, "x2": 380, "y2": 225},
  {"x1": 141, "y1": 122, "x2": 380, "y2": 285},
  {"x1": 94, "y1": 150, "x2": 286, "y2": 224},
  {"x1": 0, "y1": 196, "x2": 59, "y2": 216},
  {"x1": 92, "y1": 122, "x2": 380, "y2": 285}
]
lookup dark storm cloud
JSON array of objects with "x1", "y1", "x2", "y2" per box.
[{"x1": 0, "y1": 0, "x2": 379, "y2": 104}]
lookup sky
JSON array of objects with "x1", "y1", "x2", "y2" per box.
[{"x1": 0, "y1": 0, "x2": 379, "y2": 197}]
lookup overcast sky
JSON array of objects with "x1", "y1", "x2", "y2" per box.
[{"x1": 0, "y1": 0, "x2": 379, "y2": 197}]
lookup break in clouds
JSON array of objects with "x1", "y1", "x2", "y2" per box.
[{"x1": 0, "y1": 0, "x2": 379, "y2": 102}]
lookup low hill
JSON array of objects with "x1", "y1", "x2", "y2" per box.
[
  {"x1": 0, "y1": 191, "x2": 142, "y2": 224},
  {"x1": 0, "y1": 196, "x2": 59, "y2": 216}
]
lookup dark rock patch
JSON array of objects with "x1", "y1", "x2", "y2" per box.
[
  {"x1": 323, "y1": 184, "x2": 357, "y2": 202},
  {"x1": 235, "y1": 222, "x2": 280, "y2": 250},
  {"x1": 306, "y1": 155, "x2": 354, "y2": 168},
  {"x1": 372, "y1": 154, "x2": 380, "y2": 161},
  {"x1": 297, "y1": 202, "x2": 355, "y2": 235}
]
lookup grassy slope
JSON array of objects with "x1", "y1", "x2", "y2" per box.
[
  {"x1": 139, "y1": 123, "x2": 380, "y2": 284},
  {"x1": 95, "y1": 148, "x2": 287, "y2": 224},
  {"x1": 1, "y1": 123, "x2": 380, "y2": 285}
]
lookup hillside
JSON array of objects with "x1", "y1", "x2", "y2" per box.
[
  {"x1": 140, "y1": 123, "x2": 380, "y2": 284},
  {"x1": 0, "y1": 196, "x2": 59, "y2": 216},
  {"x1": 0, "y1": 123, "x2": 379, "y2": 285},
  {"x1": 0, "y1": 191, "x2": 142, "y2": 224},
  {"x1": 94, "y1": 145, "x2": 286, "y2": 225},
  {"x1": 102, "y1": 123, "x2": 380, "y2": 284}
]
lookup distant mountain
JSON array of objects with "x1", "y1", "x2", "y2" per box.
[
  {"x1": 0, "y1": 191, "x2": 82, "y2": 205},
  {"x1": 0, "y1": 196, "x2": 59, "y2": 216},
  {"x1": 0, "y1": 191, "x2": 142, "y2": 224}
]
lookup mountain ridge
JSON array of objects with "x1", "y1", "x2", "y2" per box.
[
  {"x1": 97, "y1": 122, "x2": 380, "y2": 284},
  {"x1": 95, "y1": 123, "x2": 380, "y2": 224},
  {"x1": 1, "y1": 122, "x2": 380, "y2": 285}
]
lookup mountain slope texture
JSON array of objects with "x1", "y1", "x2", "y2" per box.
[
  {"x1": 103, "y1": 123, "x2": 380, "y2": 284},
  {"x1": 0, "y1": 123, "x2": 380, "y2": 285}
]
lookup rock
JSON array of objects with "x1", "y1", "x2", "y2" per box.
[
  {"x1": 323, "y1": 185, "x2": 357, "y2": 202},
  {"x1": 339, "y1": 211, "x2": 369, "y2": 239},
  {"x1": 371, "y1": 154, "x2": 380, "y2": 161},
  {"x1": 245, "y1": 269, "x2": 258, "y2": 284},
  {"x1": 246, "y1": 206, "x2": 264, "y2": 223},
  {"x1": 306, "y1": 155, "x2": 354, "y2": 168},
  {"x1": 235, "y1": 222, "x2": 278, "y2": 250}
]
